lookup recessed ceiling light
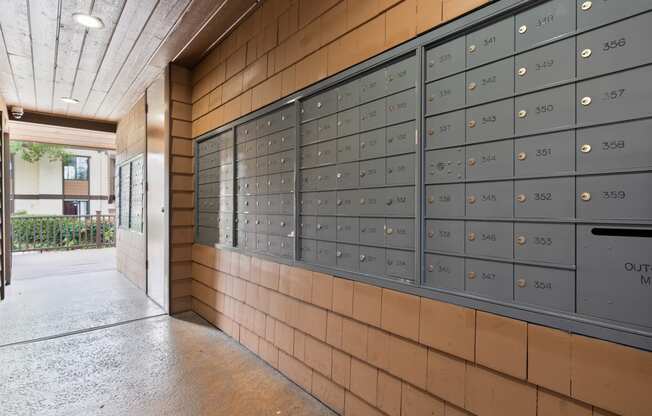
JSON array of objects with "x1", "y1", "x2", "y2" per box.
[
  {"x1": 61, "y1": 97, "x2": 80, "y2": 104},
  {"x1": 72, "y1": 13, "x2": 104, "y2": 29}
]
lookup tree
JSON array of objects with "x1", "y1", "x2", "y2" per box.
[{"x1": 10, "y1": 141, "x2": 72, "y2": 163}]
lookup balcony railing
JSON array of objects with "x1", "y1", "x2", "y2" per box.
[{"x1": 11, "y1": 213, "x2": 116, "y2": 252}]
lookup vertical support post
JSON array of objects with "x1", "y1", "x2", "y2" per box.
[{"x1": 95, "y1": 210, "x2": 102, "y2": 247}]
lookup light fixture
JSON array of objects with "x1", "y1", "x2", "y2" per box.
[
  {"x1": 61, "y1": 97, "x2": 80, "y2": 104},
  {"x1": 72, "y1": 13, "x2": 104, "y2": 29}
]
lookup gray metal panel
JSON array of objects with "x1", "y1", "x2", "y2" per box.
[
  {"x1": 255, "y1": 233, "x2": 268, "y2": 253},
  {"x1": 279, "y1": 193, "x2": 294, "y2": 215},
  {"x1": 254, "y1": 176, "x2": 268, "y2": 195},
  {"x1": 300, "y1": 215, "x2": 317, "y2": 238},
  {"x1": 336, "y1": 161, "x2": 360, "y2": 189},
  {"x1": 425, "y1": 254, "x2": 465, "y2": 291},
  {"x1": 197, "y1": 197, "x2": 219, "y2": 213},
  {"x1": 465, "y1": 258, "x2": 514, "y2": 301},
  {"x1": 198, "y1": 167, "x2": 219, "y2": 184},
  {"x1": 425, "y1": 147, "x2": 465, "y2": 183},
  {"x1": 255, "y1": 215, "x2": 268, "y2": 235},
  {"x1": 426, "y1": 36, "x2": 466, "y2": 81},
  {"x1": 301, "y1": 120, "x2": 318, "y2": 145},
  {"x1": 301, "y1": 143, "x2": 318, "y2": 168},
  {"x1": 384, "y1": 186, "x2": 415, "y2": 217},
  {"x1": 337, "y1": 79, "x2": 361, "y2": 111},
  {"x1": 336, "y1": 243, "x2": 360, "y2": 271},
  {"x1": 316, "y1": 240, "x2": 337, "y2": 267},
  {"x1": 425, "y1": 73, "x2": 466, "y2": 115},
  {"x1": 466, "y1": 57, "x2": 515, "y2": 106},
  {"x1": 425, "y1": 219, "x2": 465, "y2": 253},
  {"x1": 515, "y1": 0, "x2": 574, "y2": 51},
  {"x1": 425, "y1": 184, "x2": 465, "y2": 218},
  {"x1": 198, "y1": 182, "x2": 219, "y2": 198},
  {"x1": 317, "y1": 139, "x2": 337, "y2": 166},
  {"x1": 301, "y1": 89, "x2": 338, "y2": 121},
  {"x1": 337, "y1": 135, "x2": 360, "y2": 163},
  {"x1": 317, "y1": 191, "x2": 338, "y2": 216},
  {"x1": 515, "y1": 130, "x2": 574, "y2": 177},
  {"x1": 278, "y1": 128, "x2": 296, "y2": 152},
  {"x1": 386, "y1": 249, "x2": 416, "y2": 282},
  {"x1": 280, "y1": 237, "x2": 293, "y2": 258},
  {"x1": 360, "y1": 98, "x2": 387, "y2": 131},
  {"x1": 466, "y1": 181, "x2": 514, "y2": 218},
  {"x1": 387, "y1": 89, "x2": 416, "y2": 125},
  {"x1": 576, "y1": 172, "x2": 652, "y2": 220},
  {"x1": 236, "y1": 120, "x2": 257, "y2": 143},
  {"x1": 386, "y1": 218, "x2": 415, "y2": 249},
  {"x1": 196, "y1": 226, "x2": 218, "y2": 246},
  {"x1": 386, "y1": 154, "x2": 415, "y2": 185},
  {"x1": 576, "y1": 0, "x2": 652, "y2": 30},
  {"x1": 337, "y1": 107, "x2": 360, "y2": 137},
  {"x1": 337, "y1": 217, "x2": 359, "y2": 243},
  {"x1": 466, "y1": 98, "x2": 515, "y2": 143},
  {"x1": 466, "y1": 221, "x2": 514, "y2": 259},
  {"x1": 336, "y1": 190, "x2": 358, "y2": 216},
  {"x1": 576, "y1": 119, "x2": 652, "y2": 174},
  {"x1": 515, "y1": 84, "x2": 574, "y2": 136},
  {"x1": 514, "y1": 265, "x2": 575, "y2": 312},
  {"x1": 578, "y1": 12, "x2": 652, "y2": 79},
  {"x1": 466, "y1": 17, "x2": 515, "y2": 67},
  {"x1": 386, "y1": 55, "x2": 417, "y2": 95},
  {"x1": 198, "y1": 212, "x2": 218, "y2": 228},
  {"x1": 300, "y1": 238, "x2": 317, "y2": 262},
  {"x1": 359, "y1": 158, "x2": 386, "y2": 187},
  {"x1": 359, "y1": 245, "x2": 386, "y2": 276},
  {"x1": 425, "y1": 110, "x2": 466, "y2": 149},
  {"x1": 279, "y1": 172, "x2": 294, "y2": 193},
  {"x1": 198, "y1": 152, "x2": 219, "y2": 171},
  {"x1": 279, "y1": 150, "x2": 295, "y2": 173},
  {"x1": 577, "y1": 224, "x2": 652, "y2": 328},
  {"x1": 312, "y1": 165, "x2": 336, "y2": 191},
  {"x1": 316, "y1": 216, "x2": 337, "y2": 241},
  {"x1": 515, "y1": 38, "x2": 575, "y2": 93},
  {"x1": 514, "y1": 222, "x2": 575, "y2": 264},
  {"x1": 466, "y1": 140, "x2": 514, "y2": 180},
  {"x1": 360, "y1": 218, "x2": 386, "y2": 246},
  {"x1": 300, "y1": 192, "x2": 318, "y2": 215},
  {"x1": 515, "y1": 177, "x2": 575, "y2": 218},
  {"x1": 359, "y1": 128, "x2": 386, "y2": 159},
  {"x1": 359, "y1": 188, "x2": 386, "y2": 216},
  {"x1": 386, "y1": 121, "x2": 416, "y2": 155},
  {"x1": 360, "y1": 68, "x2": 386, "y2": 103},
  {"x1": 577, "y1": 65, "x2": 652, "y2": 125}
]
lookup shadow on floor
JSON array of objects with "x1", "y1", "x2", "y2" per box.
[
  {"x1": 0, "y1": 312, "x2": 336, "y2": 416},
  {"x1": 0, "y1": 248, "x2": 162, "y2": 346}
]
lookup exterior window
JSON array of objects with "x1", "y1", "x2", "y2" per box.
[
  {"x1": 63, "y1": 200, "x2": 89, "y2": 216},
  {"x1": 63, "y1": 156, "x2": 89, "y2": 180}
]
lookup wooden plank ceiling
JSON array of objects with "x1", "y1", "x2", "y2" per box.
[{"x1": 0, "y1": 0, "x2": 250, "y2": 122}]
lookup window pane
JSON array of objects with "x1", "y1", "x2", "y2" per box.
[{"x1": 76, "y1": 157, "x2": 89, "y2": 180}]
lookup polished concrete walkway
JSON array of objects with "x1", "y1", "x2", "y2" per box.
[
  {"x1": 0, "y1": 312, "x2": 336, "y2": 416},
  {"x1": 0, "y1": 248, "x2": 162, "y2": 346}
]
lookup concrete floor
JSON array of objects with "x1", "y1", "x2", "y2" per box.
[
  {"x1": 0, "y1": 248, "x2": 162, "y2": 346},
  {"x1": 0, "y1": 312, "x2": 336, "y2": 416}
]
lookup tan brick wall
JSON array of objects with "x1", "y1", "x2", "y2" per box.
[{"x1": 191, "y1": 245, "x2": 652, "y2": 416}]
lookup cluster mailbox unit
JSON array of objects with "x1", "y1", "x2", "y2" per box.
[{"x1": 195, "y1": 0, "x2": 652, "y2": 350}]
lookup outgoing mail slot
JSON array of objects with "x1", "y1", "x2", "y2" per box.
[
  {"x1": 337, "y1": 107, "x2": 360, "y2": 138},
  {"x1": 386, "y1": 121, "x2": 415, "y2": 156},
  {"x1": 426, "y1": 184, "x2": 465, "y2": 218},
  {"x1": 577, "y1": 225, "x2": 652, "y2": 328},
  {"x1": 514, "y1": 265, "x2": 575, "y2": 312},
  {"x1": 360, "y1": 218, "x2": 386, "y2": 246},
  {"x1": 336, "y1": 243, "x2": 359, "y2": 272},
  {"x1": 466, "y1": 221, "x2": 514, "y2": 259},
  {"x1": 425, "y1": 254, "x2": 464, "y2": 291},
  {"x1": 514, "y1": 222, "x2": 575, "y2": 265},
  {"x1": 302, "y1": 89, "x2": 338, "y2": 121},
  {"x1": 515, "y1": 38, "x2": 575, "y2": 93},
  {"x1": 300, "y1": 215, "x2": 317, "y2": 238},
  {"x1": 577, "y1": 172, "x2": 652, "y2": 220},
  {"x1": 466, "y1": 57, "x2": 515, "y2": 106},
  {"x1": 316, "y1": 241, "x2": 337, "y2": 267},
  {"x1": 360, "y1": 98, "x2": 387, "y2": 131},
  {"x1": 336, "y1": 161, "x2": 360, "y2": 189},
  {"x1": 359, "y1": 245, "x2": 386, "y2": 276},
  {"x1": 466, "y1": 98, "x2": 515, "y2": 143},
  {"x1": 466, "y1": 181, "x2": 514, "y2": 218},
  {"x1": 386, "y1": 249, "x2": 415, "y2": 282},
  {"x1": 359, "y1": 158, "x2": 386, "y2": 188},
  {"x1": 316, "y1": 216, "x2": 337, "y2": 241},
  {"x1": 466, "y1": 17, "x2": 515, "y2": 67},
  {"x1": 576, "y1": 119, "x2": 652, "y2": 174},
  {"x1": 577, "y1": 65, "x2": 652, "y2": 125},
  {"x1": 337, "y1": 79, "x2": 360, "y2": 111},
  {"x1": 425, "y1": 147, "x2": 465, "y2": 183},
  {"x1": 318, "y1": 114, "x2": 338, "y2": 142},
  {"x1": 465, "y1": 258, "x2": 514, "y2": 301},
  {"x1": 300, "y1": 238, "x2": 317, "y2": 262},
  {"x1": 515, "y1": 177, "x2": 575, "y2": 219},
  {"x1": 385, "y1": 55, "x2": 417, "y2": 95},
  {"x1": 337, "y1": 135, "x2": 360, "y2": 163},
  {"x1": 301, "y1": 120, "x2": 318, "y2": 145},
  {"x1": 515, "y1": 0, "x2": 574, "y2": 51},
  {"x1": 577, "y1": 12, "x2": 652, "y2": 79},
  {"x1": 425, "y1": 110, "x2": 466, "y2": 149},
  {"x1": 387, "y1": 89, "x2": 416, "y2": 125},
  {"x1": 465, "y1": 140, "x2": 514, "y2": 180},
  {"x1": 515, "y1": 130, "x2": 574, "y2": 177},
  {"x1": 515, "y1": 85, "x2": 574, "y2": 136},
  {"x1": 359, "y1": 128, "x2": 386, "y2": 160},
  {"x1": 337, "y1": 217, "x2": 359, "y2": 243},
  {"x1": 385, "y1": 218, "x2": 414, "y2": 249},
  {"x1": 425, "y1": 219, "x2": 464, "y2": 254},
  {"x1": 426, "y1": 36, "x2": 466, "y2": 82},
  {"x1": 386, "y1": 154, "x2": 415, "y2": 185},
  {"x1": 577, "y1": 0, "x2": 652, "y2": 31},
  {"x1": 425, "y1": 73, "x2": 466, "y2": 115}
]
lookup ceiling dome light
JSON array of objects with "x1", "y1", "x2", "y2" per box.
[
  {"x1": 72, "y1": 13, "x2": 104, "y2": 29},
  {"x1": 61, "y1": 97, "x2": 80, "y2": 104}
]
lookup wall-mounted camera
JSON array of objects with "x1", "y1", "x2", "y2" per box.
[{"x1": 10, "y1": 106, "x2": 24, "y2": 120}]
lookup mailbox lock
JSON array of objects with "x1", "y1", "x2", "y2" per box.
[
  {"x1": 337, "y1": 225, "x2": 343, "y2": 231},
  {"x1": 468, "y1": 82, "x2": 477, "y2": 91},
  {"x1": 428, "y1": 230, "x2": 434, "y2": 238},
  {"x1": 359, "y1": 254, "x2": 366, "y2": 262},
  {"x1": 518, "y1": 110, "x2": 528, "y2": 118},
  {"x1": 468, "y1": 120, "x2": 477, "y2": 128},
  {"x1": 516, "y1": 194, "x2": 527, "y2": 203},
  {"x1": 518, "y1": 25, "x2": 527, "y2": 34},
  {"x1": 428, "y1": 264, "x2": 434, "y2": 272},
  {"x1": 281, "y1": 136, "x2": 286, "y2": 142},
  {"x1": 468, "y1": 232, "x2": 476, "y2": 241},
  {"x1": 317, "y1": 224, "x2": 323, "y2": 230},
  {"x1": 267, "y1": 180, "x2": 272, "y2": 186},
  {"x1": 517, "y1": 278, "x2": 527, "y2": 288},
  {"x1": 517, "y1": 67, "x2": 527, "y2": 76},
  {"x1": 317, "y1": 175, "x2": 323, "y2": 181},
  {"x1": 281, "y1": 178, "x2": 286, "y2": 184},
  {"x1": 580, "y1": 192, "x2": 592, "y2": 201},
  {"x1": 337, "y1": 121, "x2": 342, "y2": 127},
  {"x1": 581, "y1": 1, "x2": 592, "y2": 11},
  {"x1": 385, "y1": 227, "x2": 394, "y2": 235},
  {"x1": 386, "y1": 198, "x2": 393, "y2": 206},
  {"x1": 281, "y1": 115, "x2": 287, "y2": 121},
  {"x1": 267, "y1": 120, "x2": 272, "y2": 126},
  {"x1": 336, "y1": 250, "x2": 342, "y2": 258},
  {"x1": 281, "y1": 158, "x2": 286, "y2": 164},
  {"x1": 268, "y1": 140, "x2": 272, "y2": 146},
  {"x1": 467, "y1": 195, "x2": 476, "y2": 204},
  {"x1": 580, "y1": 144, "x2": 592, "y2": 153},
  {"x1": 244, "y1": 183, "x2": 249, "y2": 188},
  {"x1": 317, "y1": 101, "x2": 323, "y2": 108},
  {"x1": 336, "y1": 172, "x2": 343, "y2": 179},
  {"x1": 317, "y1": 199, "x2": 323, "y2": 205},
  {"x1": 467, "y1": 158, "x2": 477, "y2": 167},
  {"x1": 427, "y1": 128, "x2": 434, "y2": 135},
  {"x1": 516, "y1": 236, "x2": 527, "y2": 245},
  {"x1": 517, "y1": 151, "x2": 527, "y2": 161},
  {"x1": 317, "y1": 151, "x2": 323, "y2": 156},
  {"x1": 428, "y1": 196, "x2": 435, "y2": 204},
  {"x1": 244, "y1": 128, "x2": 249, "y2": 134},
  {"x1": 581, "y1": 48, "x2": 592, "y2": 58},
  {"x1": 255, "y1": 220, "x2": 260, "y2": 225},
  {"x1": 337, "y1": 199, "x2": 343, "y2": 206},
  {"x1": 581, "y1": 96, "x2": 592, "y2": 106},
  {"x1": 359, "y1": 170, "x2": 367, "y2": 177},
  {"x1": 360, "y1": 198, "x2": 366, "y2": 205},
  {"x1": 468, "y1": 44, "x2": 477, "y2": 53},
  {"x1": 280, "y1": 221, "x2": 286, "y2": 227},
  {"x1": 468, "y1": 271, "x2": 477, "y2": 279},
  {"x1": 360, "y1": 142, "x2": 366, "y2": 148}
]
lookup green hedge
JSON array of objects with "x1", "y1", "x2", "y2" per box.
[{"x1": 11, "y1": 215, "x2": 115, "y2": 251}]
